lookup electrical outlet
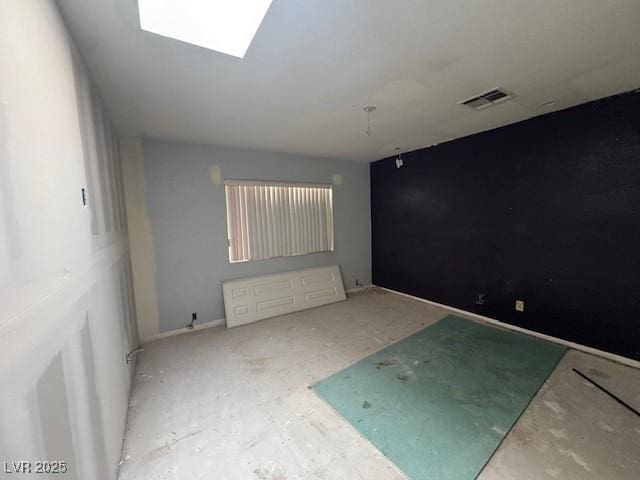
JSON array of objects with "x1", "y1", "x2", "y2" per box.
[{"x1": 515, "y1": 300, "x2": 525, "y2": 312}]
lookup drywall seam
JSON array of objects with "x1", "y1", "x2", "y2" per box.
[
  {"x1": 120, "y1": 138, "x2": 160, "y2": 340},
  {"x1": 1, "y1": 1, "x2": 137, "y2": 477},
  {"x1": 376, "y1": 286, "x2": 640, "y2": 370},
  {"x1": 1, "y1": 236, "x2": 127, "y2": 343},
  {"x1": 141, "y1": 318, "x2": 226, "y2": 344}
]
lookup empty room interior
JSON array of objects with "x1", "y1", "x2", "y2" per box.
[{"x1": 2, "y1": 1, "x2": 640, "y2": 479}]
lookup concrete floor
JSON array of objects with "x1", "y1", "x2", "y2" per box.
[{"x1": 118, "y1": 290, "x2": 640, "y2": 480}]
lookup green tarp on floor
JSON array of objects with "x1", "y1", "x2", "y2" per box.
[{"x1": 311, "y1": 315, "x2": 566, "y2": 480}]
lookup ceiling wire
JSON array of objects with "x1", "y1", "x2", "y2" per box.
[{"x1": 363, "y1": 105, "x2": 376, "y2": 136}]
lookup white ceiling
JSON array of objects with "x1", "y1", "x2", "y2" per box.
[{"x1": 57, "y1": 0, "x2": 640, "y2": 162}]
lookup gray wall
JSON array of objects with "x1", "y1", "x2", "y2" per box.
[
  {"x1": 0, "y1": 1, "x2": 137, "y2": 479},
  {"x1": 141, "y1": 139, "x2": 372, "y2": 332}
]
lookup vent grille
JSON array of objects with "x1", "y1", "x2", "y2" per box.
[{"x1": 460, "y1": 88, "x2": 512, "y2": 110}]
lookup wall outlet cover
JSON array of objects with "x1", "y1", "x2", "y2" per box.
[{"x1": 515, "y1": 300, "x2": 525, "y2": 312}]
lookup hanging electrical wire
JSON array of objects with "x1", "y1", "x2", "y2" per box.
[{"x1": 363, "y1": 105, "x2": 376, "y2": 136}]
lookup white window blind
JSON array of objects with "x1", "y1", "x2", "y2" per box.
[{"x1": 225, "y1": 180, "x2": 334, "y2": 263}]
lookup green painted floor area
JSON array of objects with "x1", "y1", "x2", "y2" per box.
[{"x1": 311, "y1": 315, "x2": 566, "y2": 480}]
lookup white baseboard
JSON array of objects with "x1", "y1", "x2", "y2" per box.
[
  {"x1": 140, "y1": 282, "x2": 366, "y2": 343},
  {"x1": 346, "y1": 284, "x2": 373, "y2": 294},
  {"x1": 375, "y1": 286, "x2": 640, "y2": 370},
  {"x1": 141, "y1": 318, "x2": 226, "y2": 344}
]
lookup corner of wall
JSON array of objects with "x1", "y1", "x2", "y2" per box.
[{"x1": 120, "y1": 137, "x2": 161, "y2": 341}]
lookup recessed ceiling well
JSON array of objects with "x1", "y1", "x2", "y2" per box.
[{"x1": 137, "y1": 0, "x2": 273, "y2": 58}]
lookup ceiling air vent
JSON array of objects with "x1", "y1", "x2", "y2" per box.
[{"x1": 459, "y1": 88, "x2": 513, "y2": 110}]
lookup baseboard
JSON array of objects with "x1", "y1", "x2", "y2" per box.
[
  {"x1": 375, "y1": 286, "x2": 640, "y2": 370},
  {"x1": 140, "y1": 284, "x2": 369, "y2": 342},
  {"x1": 141, "y1": 318, "x2": 226, "y2": 344},
  {"x1": 346, "y1": 284, "x2": 373, "y2": 294}
]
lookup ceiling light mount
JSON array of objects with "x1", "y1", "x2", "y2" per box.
[{"x1": 363, "y1": 105, "x2": 376, "y2": 136}]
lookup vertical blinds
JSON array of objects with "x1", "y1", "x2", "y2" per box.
[{"x1": 225, "y1": 181, "x2": 334, "y2": 263}]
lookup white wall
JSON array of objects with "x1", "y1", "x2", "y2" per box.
[{"x1": 0, "y1": 1, "x2": 136, "y2": 478}]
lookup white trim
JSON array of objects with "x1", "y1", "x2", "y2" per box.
[
  {"x1": 346, "y1": 284, "x2": 373, "y2": 294},
  {"x1": 224, "y1": 179, "x2": 332, "y2": 189},
  {"x1": 223, "y1": 265, "x2": 346, "y2": 327},
  {"x1": 375, "y1": 286, "x2": 640, "y2": 370},
  {"x1": 225, "y1": 181, "x2": 334, "y2": 263},
  {"x1": 141, "y1": 318, "x2": 226, "y2": 344}
]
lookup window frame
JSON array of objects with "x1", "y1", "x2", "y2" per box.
[{"x1": 224, "y1": 179, "x2": 335, "y2": 264}]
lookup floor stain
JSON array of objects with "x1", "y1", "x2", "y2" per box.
[
  {"x1": 588, "y1": 368, "x2": 611, "y2": 379},
  {"x1": 491, "y1": 425, "x2": 507, "y2": 436},
  {"x1": 254, "y1": 462, "x2": 287, "y2": 480},
  {"x1": 508, "y1": 426, "x2": 533, "y2": 447},
  {"x1": 558, "y1": 448, "x2": 591, "y2": 472},
  {"x1": 374, "y1": 358, "x2": 399, "y2": 369},
  {"x1": 550, "y1": 428, "x2": 568, "y2": 439},
  {"x1": 245, "y1": 357, "x2": 275, "y2": 366},
  {"x1": 545, "y1": 467, "x2": 561, "y2": 479},
  {"x1": 543, "y1": 401, "x2": 566, "y2": 419},
  {"x1": 308, "y1": 419, "x2": 328, "y2": 436},
  {"x1": 598, "y1": 421, "x2": 614, "y2": 433},
  {"x1": 242, "y1": 432, "x2": 267, "y2": 451},
  {"x1": 362, "y1": 400, "x2": 372, "y2": 409},
  {"x1": 148, "y1": 429, "x2": 204, "y2": 458}
]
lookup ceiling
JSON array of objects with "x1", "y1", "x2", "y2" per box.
[{"x1": 57, "y1": 0, "x2": 640, "y2": 162}]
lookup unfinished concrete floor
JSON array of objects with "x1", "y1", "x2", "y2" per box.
[{"x1": 118, "y1": 290, "x2": 640, "y2": 480}]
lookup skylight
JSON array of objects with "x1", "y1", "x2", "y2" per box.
[{"x1": 138, "y1": 0, "x2": 273, "y2": 58}]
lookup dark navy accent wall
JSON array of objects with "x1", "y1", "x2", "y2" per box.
[{"x1": 371, "y1": 90, "x2": 640, "y2": 360}]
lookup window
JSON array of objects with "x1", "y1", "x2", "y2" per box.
[
  {"x1": 225, "y1": 180, "x2": 334, "y2": 263},
  {"x1": 137, "y1": 0, "x2": 273, "y2": 58}
]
